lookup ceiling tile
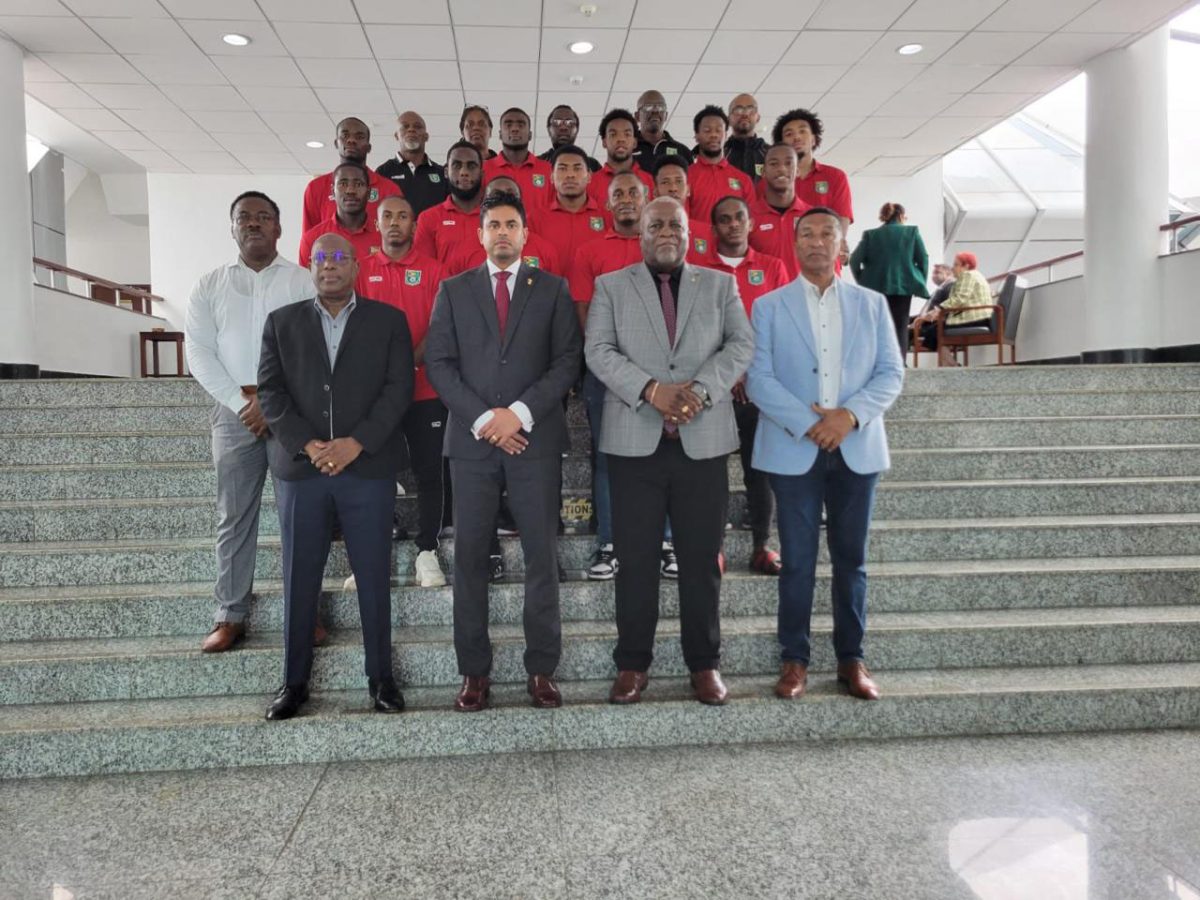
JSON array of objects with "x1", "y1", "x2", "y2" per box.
[
  {"x1": 857, "y1": 155, "x2": 932, "y2": 175},
  {"x1": 126, "y1": 52, "x2": 228, "y2": 85},
  {"x1": 937, "y1": 31, "x2": 1044, "y2": 65},
  {"x1": 24, "y1": 81, "x2": 101, "y2": 108},
  {"x1": 0, "y1": 16, "x2": 109, "y2": 52},
  {"x1": 702, "y1": 30, "x2": 796, "y2": 65},
  {"x1": 753, "y1": 93, "x2": 825, "y2": 122},
  {"x1": 448, "y1": 0, "x2": 541, "y2": 27},
  {"x1": 622, "y1": 29, "x2": 711, "y2": 64},
  {"x1": 62, "y1": 107, "x2": 130, "y2": 130},
  {"x1": 274, "y1": 22, "x2": 371, "y2": 57},
  {"x1": 238, "y1": 86, "x2": 325, "y2": 112},
  {"x1": 64, "y1": 0, "x2": 166, "y2": 15},
  {"x1": 212, "y1": 56, "x2": 306, "y2": 87},
  {"x1": 0, "y1": 1, "x2": 70, "y2": 14},
  {"x1": 389, "y1": 89, "x2": 466, "y2": 113},
  {"x1": 159, "y1": 0, "x2": 265, "y2": 18},
  {"x1": 631, "y1": 0, "x2": 727, "y2": 29},
  {"x1": 378, "y1": 59, "x2": 461, "y2": 90},
  {"x1": 806, "y1": 0, "x2": 911, "y2": 29},
  {"x1": 1014, "y1": 32, "x2": 1125, "y2": 66},
  {"x1": 295, "y1": 57, "x2": 385, "y2": 89},
  {"x1": 365, "y1": 24, "x2": 456, "y2": 59},
  {"x1": 113, "y1": 106, "x2": 203, "y2": 131},
  {"x1": 977, "y1": 0, "x2": 1095, "y2": 31},
  {"x1": 832, "y1": 64, "x2": 923, "y2": 93},
  {"x1": 540, "y1": 27, "x2": 625, "y2": 63},
  {"x1": 84, "y1": 17, "x2": 196, "y2": 53},
  {"x1": 38, "y1": 52, "x2": 147, "y2": 83},
  {"x1": 541, "y1": 0, "x2": 634, "y2": 28},
  {"x1": 533, "y1": 91, "x2": 611, "y2": 118},
  {"x1": 151, "y1": 130, "x2": 223, "y2": 150},
  {"x1": 79, "y1": 82, "x2": 173, "y2": 108},
  {"x1": 850, "y1": 115, "x2": 929, "y2": 138},
  {"x1": 458, "y1": 61, "x2": 537, "y2": 91},
  {"x1": 811, "y1": 92, "x2": 890, "y2": 116},
  {"x1": 178, "y1": 20, "x2": 289, "y2": 56},
  {"x1": 23, "y1": 56, "x2": 68, "y2": 82},
  {"x1": 455, "y1": 25, "x2": 540, "y2": 61},
  {"x1": 975, "y1": 65, "x2": 1075, "y2": 93},
  {"x1": 123, "y1": 149, "x2": 184, "y2": 168},
  {"x1": 353, "y1": 0, "x2": 449, "y2": 23},
  {"x1": 943, "y1": 92, "x2": 1034, "y2": 117},
  {"x1": 171, "y1": 149, "x2": 246, "y2": 171},
  {"x1": 91, "y1": 130, "x2": 158, "y2": 150},
  {"x1": 857, "y1": 30, "x2": 967, "y2": 65},
  {"x1": 159, "y1": 84, "x2": 250, "y2": 111},
  {"x1": 465, "y1": 91, "x2": 537, "y2": 118},
  {"x1": 907, "y1": 63, "x2": 1001, "y2": 91},
  {"x1": 1064, "y1": 0, "x2": 1189, "y2": 32},
  {"x1": 873, "y1": 89, "x2": 962, "y2": 117},
  {"x1": 256, "y1": 0, "x2": 357, "y2": 22},
  {"x1": 893, "y1": 0, "x2": 1006, "y2": 32},
  {"x1": 780, "y1": 30, "x2": 881, "y2": 65},
  {"x1": 212, "y1": 132, "x2": 287, "y2": 153},
  {"x1": 917, "y1": 115, "x2": 998, "y2": 141},
  {"x1": 611, "y1": 63, "x2": 695, "y2": 92},
  {"x1": 234, "y1": 152, "x2": 304, "y2": 171},
  {"x1": 260, "y1": 110, "x2": 334, "y2": 133},
  {"x1": 814, "y1": 115, "x2": 865, "y2": 144},
  {"x1": 188, "y1": 109, "x2": 272, "y2": 132},
  {"x1": 313, "y1": 86, "x2": 393, "y2": 113},
  {"x1": 722, "y1": 0, "x2": 822, "y2": 29},
  {"x1": 684, "y1": 64, "x2": 774, "y2": 94},
  {"x1": 758, "y1": 64, "x2": 849, "y2": 94},
  {"x1": 537, "y1": 62, "x2": 616, "y2": 92}
]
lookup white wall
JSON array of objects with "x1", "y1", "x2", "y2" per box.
[
  {"x1": 1158, "y1": 248, "x2": 1200, "y2": 348},
  {"x1": 66, "y1": 172, "x2": 151, "y2": 287},
  {"x1": 147, "y1": 173, "x2": 310, "y2": 329},
  {"x1": 34, "y1": 284, "x2": 170, "y2": 377}
]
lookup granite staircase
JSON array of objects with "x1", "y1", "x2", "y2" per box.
[{"x1": 2, "y1": 366, "x2": 1200, "y2": 778}]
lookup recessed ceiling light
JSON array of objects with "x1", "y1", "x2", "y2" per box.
[
  {"x1": 305, "y1": 140, "x2": 324, "y2": 149},
  {"x1": 569, "y1": 40, "x2": 594, "y2": 55},
  {"x1": 897, "y1": 43, "x2": 923, "y2": 55},
  {"x1": 222, "y1": 33, "x2": 251, "y2": 47}
]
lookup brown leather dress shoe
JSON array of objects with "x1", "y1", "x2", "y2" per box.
[
  {"x1": 690, "y1": 669, "x2": 729, "y2": 705},
  {"x1": 201, "y1": 621, "x2": 245, "y2": 653},
  {"x1": 775, "y1": 662, "x2": 808, "y2": 699},
  {"x1": 608, "y1": 670, "x2": 649, "y2": 704},
  {"x1": 837, "y1": 661, "x2": 881, "y2": 700},
  {"x1": 454, "y1": 675, "x2": 491, "y2": 712},
  {"x1": 527, "y1": 674, "x2": 562, "y2": 709},
  {"x1": 313, "y1": 619, "x2": 329, "y2": 647}
]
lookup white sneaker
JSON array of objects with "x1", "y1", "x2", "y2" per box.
[
  {"x1": 587, "y1": 544, "x2": 618, "y2": 580},
  {"x1": 342, "y1": 573, "x2": 357, "y2": 591},
  {"x1": 414, "y1": 549, "x2": 447, "y2": 588},
  {"x1": 660, "y1": 542, "x2": 678, "y2": 579}
]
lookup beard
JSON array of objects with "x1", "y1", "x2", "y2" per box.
[{"x1": 450, "y1": 181, "x2": 482, "y2": 202}]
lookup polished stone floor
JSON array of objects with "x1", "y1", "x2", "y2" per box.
[{"x1": 1, "y1": 729, "x2": 1199, "y2": 899}]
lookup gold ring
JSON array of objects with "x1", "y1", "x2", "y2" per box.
[
  {"x1": 681, "y1": 405, "x2": 689, "y2": 413},
  {"x1": 326, "y1": 461, "x2": 334, "y2": 468}
]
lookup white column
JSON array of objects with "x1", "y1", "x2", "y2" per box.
[
  {"x1": 0, "y1": 38, "x2": 36, "y2": 377},
  {"x1": 1082, "y1": 27, "x2": 1169, "y2": 362}
]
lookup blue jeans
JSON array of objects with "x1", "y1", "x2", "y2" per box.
[{"x1": 769, "y1": 449, "x2": 878, "y2": 665}]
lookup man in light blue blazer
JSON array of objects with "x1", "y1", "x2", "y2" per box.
[{"x1": 746, "y1": 207, "x2": 903, "y2": 702}]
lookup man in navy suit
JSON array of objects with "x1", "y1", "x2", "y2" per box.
[{"x1": 747, "y1": 208, "x2": 903, "y2": 702}]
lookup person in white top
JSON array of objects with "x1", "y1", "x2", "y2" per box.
[{"x1": 184, "y1": 191, "x2": 314, "y2": 653}]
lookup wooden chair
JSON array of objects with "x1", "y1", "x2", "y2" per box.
[
  {"x1": 140, "y1": 331, "x2": 186, "y2": 377},
  {"x1": 911, "y1": 274, "x2": 1027, "y2": 367}
]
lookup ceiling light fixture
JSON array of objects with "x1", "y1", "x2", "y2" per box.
[
  {"x1": 305, "y1": 140, "x2": 324, "y2": 149},
  {"x1": 222, "y1": 33, "x2": 251, "y2": 47},
  {"x1": 569, "y1": 75, "x2": 585, "y2": 86},
  {"x1": 569, "y1": 40, "x2": 594, "y2": 55},
  {"x1": 897, "y1": 43, "x2": 923, "y2": 55}
]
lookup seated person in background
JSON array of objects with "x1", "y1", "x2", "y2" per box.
[{"x1": 912, "y1": 252, "x2": 994, "y2": 367}]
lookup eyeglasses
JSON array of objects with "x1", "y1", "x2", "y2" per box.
[
  {"x1": 549, "y1": 118, "x2": 577, "y2": 127},
  {"x1": 730, "y1": 105, "x2": 757, "y2": 115},
  {"x1": 639, "y1": 104, "x2": 668, "y2": 114},
  {"x1": 234, "y1": 211, "x2": 276, "y2": 224},
  {"x1": 312, "y1": 249, "x2": 352, "y2": 264}
]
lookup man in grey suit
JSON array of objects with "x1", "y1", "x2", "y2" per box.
[
  {"x1": 425, "y1": 192, "x2": 583, "y2": 712},
  {"x1": 585, "y1": 196, "x2": 755, "y2": 706}
]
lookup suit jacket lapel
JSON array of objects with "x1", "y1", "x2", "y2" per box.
[
  {"x1": 672, "y1": 264, "x2": 701, "y2": 344},
  {"x1": 304, "y1": 302, "x2": 333, "y2": 375},
  {"x1": 473, "y1": 265, "x2": 502, "y2": 346},
  {"x1": 501, "y1": 263, "x2": 532, "y2": 351},
  {"x1": 779, "y1": 281, "x2": 818, "y2": 360},
  {"x1": 840, "y1": 283, "x2": 862, "y2": 364},
  {"x1": 631, "y1": 265, "x2": 672, "y2": 355},
  {"x1": 332, "y1": 299, "x2": 366, "y2": 371}
]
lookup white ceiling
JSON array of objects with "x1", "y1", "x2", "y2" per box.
[{"x1": 6, "y1": 0, "x2": 1196, "y2": 179}]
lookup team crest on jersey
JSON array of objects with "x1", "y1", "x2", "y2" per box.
[
  {"x1": 428, "y1": 173, "x2": 441, "y2": 183},
  {"x1": 369, "y1": 187, "x2": 380, "y2": 202},
  {"x1": 815, "y1": 181, "x2": 829, "y2": 195},
  {"x1": 369, "y1": 245, "x2": 380, "y2": 256},
  {"x1": 693, "y1": 238, "x2": 708, "y2": 254},
  {"x1": 405, "y1": 269, "x2": 422, "y2": 285},
  {"x1": 755, "y1": 163, "x2": 764, "y2": 176},
  {"x1": 748, "y1": 269, "x2": 764, "y2": 285},
  {"x1": 532, "y1": 174, "x2": 546, "y2": 187},
  {"x1": 523, "y1": 256, "x2": 541, "y2": 268},
  {"x1": 729, "y1": 178, "x2": 742, "y2": 190},
  {"x1": 665, "y1": 147, "x2": 678, "y2": 155},
  {"x1": 589, "y1": 216, "x2": 604, "y2": 231}
]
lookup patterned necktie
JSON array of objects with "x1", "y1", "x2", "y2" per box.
[
  {"x1": 494, "y1": 270, "x2": 511, "y2": 337},
  {"x1": 657, "y1": 272, "x2": 678, "y2": 434}
]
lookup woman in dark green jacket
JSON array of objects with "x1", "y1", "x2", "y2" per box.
[{"x1": 849, "y1": 202, "x2": 930, "y2": 356}]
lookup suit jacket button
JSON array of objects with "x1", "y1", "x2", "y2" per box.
[
  {"x1": 669, "y1": 364, "x2": 676, "y2": 370},
  {"x1": 323, "y1": 384, "x2": 330, "y2": 391},
  {"x1": 501, "y1": 359, "x2": 507, "y2": 365},
  {"x1": 322, "y1": 411, "x2": 329, "y2": 417},
  {"x1": 812, "y1": 368, "x2": 818, "y2": 374}
]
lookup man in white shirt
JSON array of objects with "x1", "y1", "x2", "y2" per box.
[{"x1": 184, "y1": 191, "x2": 315, "y2": 653}]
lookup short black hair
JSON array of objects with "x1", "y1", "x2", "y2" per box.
[
  {"x1": 795, "y1": 205, "x2": 842, "y2": 233},
  {"x1": 332, "y1": 160, "x2": 371, "y2": 182},
  {"x1": 772, "y1": 108, "x2": 823, "y2": 148},
  {"x1": 335, "y1": 116, "x2": 370, "y2": 138},
  {"x1": 710, "y1": 195, "x2": 749, "y2": 227},
  {"x1": 692, "y1": 104, "x2": 729, "y2": 134},
  {"x1": 766, "y1": 141, "x2": 797, "y2": 158},
  {"x1": 653, "y1": 154, "x2": 688, "y2": 180},
  {"x1": 599, "y1": 108, "x2": 637, "y2": 139},
  {"x1": 229, "y1": 190, "x2": 279, "y2": 221},
  {"x1": 446, "y1": 139, "x2": 483, "y2": 165},
  {"x1": 546, "y1": 104, "x2": 579, "y2": 128},
  {"x1": 499, "y1": 106, "x2": 530, "y2": 124},
  {"x1": 479, "y1": 191, "x2": 527, "y2": 227},
  {"x1": 459, "y1": 104, "x2": 493, "y2": 131},
  {"x1": 551, "y1": 144, "x2": 589, "y2": 167}
]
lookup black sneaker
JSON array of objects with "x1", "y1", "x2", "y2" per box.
[
  {"x1": 489, "y1": 554, "x2": 505, "y2": 583},
  {"x1": 587, "y1": 544, "x2": 618, "y2": 581},
  {"x1": 660, "y1": 542, "x2": 678, "y2": 579}
]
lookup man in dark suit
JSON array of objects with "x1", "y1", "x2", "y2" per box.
[
  {"x1": 257, "y1": 233, "x2": 414, "y2": 720},
  {"x1": 425, "y1": 193, "x2": 583, "y2": 712}
]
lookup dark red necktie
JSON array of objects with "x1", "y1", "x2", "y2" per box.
[
  {"x1": 658, "y1": 272, "x2": 678, "y2": 434},
  {"x1": 495, "y1": 270, "x2": 511, "y2": 336}
]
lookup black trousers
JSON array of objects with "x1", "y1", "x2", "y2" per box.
[
  {"x1": 608, "y1": 438, "x2": 728, "y2": 673},
  {"x1": 885, "y1": 295, "x2": 912, "y2": 356},
  {"x1": 450, "y1": 453, "x2": 563, "y2": 677},
  {"x1": 734, "y1": 400, "x2": 773, "y2": 548},
  {"x1": 402, "y1": 398, "x2": 451, "y2": 552}
]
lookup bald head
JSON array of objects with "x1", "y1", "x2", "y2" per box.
[
  {"x1": 396, "y1": 110, "x2": 428, "y2": 155},
  {"x1": 729, "y1": 93, "x2": 759, "y2": 138},
  {"x1": 636, "y1": 89, "x2": 667, "y2": 141},
  {"x1": 640, "y1": 196, "x2": 688, "y2": 271},
  {"x1": 310, "y1": 233, "x2": 358, "y2": 301},
  {"x1": 485, "y1": 176, "x2": 521, "y2": 199}
]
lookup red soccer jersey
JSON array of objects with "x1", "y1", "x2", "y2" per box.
[
  {"x1": 301, "y1": 165, "x2": 401, "y2": 236},
  {"x1": 795, "y1": 160, "x2": 853, "y2": 222},
  {"x1": 356, "y1": 249, "x2": 443, "y2": 401},
  {"x1": 443, "y1": 231, "x2": 562, "y2": 277},
  {"x1": 567, "y1": 231, "x2": 643, "y2": 303},
  {"x1": 586, "y1": 164, "x2": 654, "y2": 211},
  {"x1": 298, "y1": 215, "x2": 382, "y2": 269},
  {"x1": 748, "y1": 194, "x2": 810, "y2": 280},
  {"x1": 685, "y1": 220, "x2": 715, "y2": 265},
  {"x1": 531, "y1": 196, "x2": 608, "y2": 266},
  {"x1": 686, "y1": 158, "x2": 754, "y2": 228},
  {"x1": 483, "y1": 153, "x2": 555, "y2": 212},
  {"x1": 412, "y1": 197, "x2": 482, "y2": 264},
  {"x1": 696, "y1": 245, "x2": 789, "y2": 319}
]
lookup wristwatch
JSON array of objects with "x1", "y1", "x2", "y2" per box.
[{"x1": 693, "y1": 384, "x2": 712, "y2": 409}]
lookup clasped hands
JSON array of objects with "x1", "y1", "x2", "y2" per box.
[
  {"x1": 644, "y1": 380, "x2": 702, "y2": 425},
  {"x1": 479, "y1": 408, "x2": 528, "y2": 455},
  {"x1": 807, "y1": 404, "x2": 855, "y2": 451},
  {"x1": 305, "y1": 437, "x2": 363, "y2": 476},
  {"x1": 238, "y1": 391, "x2": 269, "y2": 439}
]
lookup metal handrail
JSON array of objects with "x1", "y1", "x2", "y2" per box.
[
  {"x1": 32, "y1": 257, "x2": 163, "y2": 315},
  {"x1": 986, "y1": 251, "x2": 1083, "y2": 284}
]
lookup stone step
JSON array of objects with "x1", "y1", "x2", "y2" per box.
[
  {"x1": 2, "y1": 605, "x2": 1199, "y2": 707},
  {"x1": 2, "y1": 514, "x2": 1198, "y2": 588},
  {"x1": 4, "y1": 661, "x2": 1200, "y2": 779},
  {"x1": 2, "y1": 556, "x2": 1197, "y2": 642},
  {"x1": 888, "y1": 390, "x2": 1200, "y2": 420}
]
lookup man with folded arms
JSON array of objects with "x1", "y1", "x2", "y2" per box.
[{"x1": 746, "y1": 208, "x2": 903, "y2": 702}]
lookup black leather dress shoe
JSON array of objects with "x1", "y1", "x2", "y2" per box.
[
  {"x1": 369, "y1": 678, "x2": 406, "y2": 713},
  {"x1": 265, "y1": 684, "x2": 308, "y2": 720}
]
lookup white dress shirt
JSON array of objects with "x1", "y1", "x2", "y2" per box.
[
  {"x1": 313, "y1": 294, "x2": 357, "y2": 369},
  {"x1": 185, "y1": 254, "x2": 314, "y2": 412},
  {"x1": 802, "y1": 276, "x2": 843, "y2": 410},
  {"x1": 471, "y1": 258, "x2": 534, "y2": 439}
]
